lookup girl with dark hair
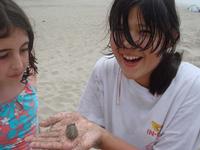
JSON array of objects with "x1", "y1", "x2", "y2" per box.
[
  {"x1": 27, "y1": 0, "x2": 200, "y2": 149},
  {"x1": 0, "y1": 0, "x2": 38, "y2": 149}
]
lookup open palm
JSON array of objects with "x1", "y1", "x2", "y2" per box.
[{"x1": 26, "y1": 112, "x2": 103, "y2": 150}]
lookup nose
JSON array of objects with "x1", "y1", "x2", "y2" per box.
[
  {"x1": 122, "y1": 33, "x2": 140, "y2": 49},
  {"x1": 11, "y1": 54, "x2": 24, "y2": 72},
  {"x1": 122, "y1": 34, "x2": 141, "y2": 49},
  {"x1": 123, "y1": 38, "x2": 132, "y2": 49}
]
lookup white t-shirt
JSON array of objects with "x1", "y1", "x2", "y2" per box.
[{"x1": 78, "y1": 56, "x2": 200, "y2": 150}]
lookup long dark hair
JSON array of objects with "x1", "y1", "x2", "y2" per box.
[
  {"x1": 108, "y1": 0, "x2": 182, "y2": 95},
  {"x1": 0, "y1": 0, "x2": 38, "y2": 83}
]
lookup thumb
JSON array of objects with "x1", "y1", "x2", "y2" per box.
[{"x1": 39, "y1": 112, "x2": 68, "y2": 127}]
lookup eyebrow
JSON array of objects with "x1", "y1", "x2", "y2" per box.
[
  {"x1": 0, "y1": 41, "x2": 29, "y2": 52},
  {"x1": 0, "y1": 48, "x2": 11, "y2": 53},
  {"x1": 20, "y1": 41, "x2": 29, "y2": 48}
]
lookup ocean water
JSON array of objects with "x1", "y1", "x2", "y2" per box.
[{"x1": 176, "y1": 0, "x2": 200, "y2": 7}]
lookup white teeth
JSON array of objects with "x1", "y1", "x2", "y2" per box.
[{"x1": 123, "y1": 55, "x2": 140, "y2": 60}]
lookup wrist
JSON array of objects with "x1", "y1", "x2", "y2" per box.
[
  {"x1": 96, "y1": 127, "x2": 111, "y2": 149},
  {"x1": 95, "y1": 128, "x2": 138, "y2": 150},
  {"x1": 91, "y1": 126, "x2": 107, "y2": 149}
]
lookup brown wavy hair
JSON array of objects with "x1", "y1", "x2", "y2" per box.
[{"x1": 0, "y1": 0, "x2": 38, "y2": 83}]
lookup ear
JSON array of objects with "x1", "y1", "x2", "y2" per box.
[
  {"x1": 171, "y1": 29, "x2": 179, "y2": 46},
  {"x1": 164, "y1": 30, "x2": 179, "y2": 50}
]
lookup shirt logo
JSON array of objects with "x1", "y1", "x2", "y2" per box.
[{"x1": 147, "y1": 121, "x2": 162, "y2": 138}]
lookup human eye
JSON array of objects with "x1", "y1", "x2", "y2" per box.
[
  {"x1": 0, "y1": 52, "x2": 8, "y2": 59},
  {"x1": 20, "y1": 41, "x2": 29, "y2": 53},
  {"x1": 20, "y1": 48, "x2": 29, "y2": 53}
]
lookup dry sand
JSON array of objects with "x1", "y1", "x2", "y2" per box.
[{"x1": 15, "y1": 0, "x2": 200, "y2": 121}]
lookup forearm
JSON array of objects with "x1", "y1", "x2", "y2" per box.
[{"x1": 99, "y1": 129, "x2": 138, "y2": 150}]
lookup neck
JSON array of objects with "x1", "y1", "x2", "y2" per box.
[
  {"x1": 134, "y1": 74, "x2": 150, "y2": 88},
  {"x1": 0, "y1": 81, "x2": 25, "y2": 103}
]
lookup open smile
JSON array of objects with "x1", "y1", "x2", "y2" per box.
[{"x1": 122, "y1": 55, "x2": 143, "y2": 66}]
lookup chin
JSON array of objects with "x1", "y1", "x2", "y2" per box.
[{"x1": 123, "y1": 71, "x2": 137, "y2": 80}]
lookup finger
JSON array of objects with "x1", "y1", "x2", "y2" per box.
[
  {"x1": 31, "y1": 148, "x2": 49, "y2": 150},
  {"x1": 39, "y1": 112, "x2": 67, "y2": 127},
  {"x1": 29, "y1": 136, "x2": 61, "y2": 143},
  {"x1": 30, "y1": 141, "x2": 73, "y2": 150},
  {"x1": 40, "y1": 112, "x2": 82, "y2": 128},
  {"x1": 26, "y1": 133, "x2": 62, "y2": 143},
  {"x1": 38, "y1": 130, "x2": 61, "y2": 138},
  {"x1": 26, "y1": 129, "x2": 62, "y2": 142},
  {"x1": 30, "y1": 142, "x2": 61, "y2": 149}
]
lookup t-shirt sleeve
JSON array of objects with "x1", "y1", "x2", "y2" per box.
[
  {"x1": 78, "y1": 57, "x2": 105, "y2": 127},
  {"x1": 153, "y1": 76, "x2": 200, "y2": 150}
]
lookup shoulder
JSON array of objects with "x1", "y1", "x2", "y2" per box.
[
  {"x1": 174, "y1": 62, "x2": 200, "y2": 83},
  {"x1": 88, "y1": 56, "x2": 120, "y2": 85},
  {"x1": 175, "y1": 62, "x2": 200, "y2": 103},
  {"x1": 95, "y1": 56, "x2": 116, "y2": 67},
  {"x1": 165, "y1": 62, "x2": 200, "y2": 100},
  {"x1": 94, "y1": 56, "x2": 119, "y2": 75},
  {"x1": 178, "y1": 62, "x2": 200, "y2": 75},
  {"x1": 27, "y1": 74, "x2": 37, "y2": 89}
]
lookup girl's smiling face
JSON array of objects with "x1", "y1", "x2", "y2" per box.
[
  {"x1": 111, "y1": 7, "x2": 162, "y2": 87},
  {"x1": 0, "y1": 27, "x2": 29, "y2": 86}
]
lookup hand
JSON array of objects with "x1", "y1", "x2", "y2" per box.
[{"x1": 26, "y1": 112, "x2": 103, "y2": 150}]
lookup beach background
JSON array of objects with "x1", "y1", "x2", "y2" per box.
[{"x1": 15, "y1": 0, "x2": 200, "y2": 121}]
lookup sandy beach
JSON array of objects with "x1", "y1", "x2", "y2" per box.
[{"x1": 15, "y1": 0, "x2": 200, "y2": 121}]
